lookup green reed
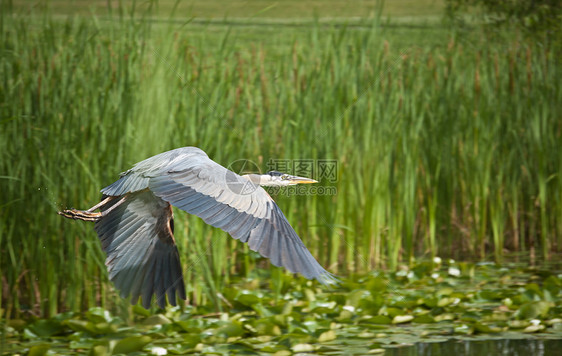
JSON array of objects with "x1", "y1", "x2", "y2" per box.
[{"x1": 1, "y1": 6, "x2": 561, "y2": 318}]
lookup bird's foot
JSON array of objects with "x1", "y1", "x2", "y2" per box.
[{"x1": 58, "y1": 209, "x2": 102, "y2": 222}]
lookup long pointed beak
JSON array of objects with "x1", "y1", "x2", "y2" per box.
[{"x1": 287, "y1": 175, "x2": 318, "y2": 184}]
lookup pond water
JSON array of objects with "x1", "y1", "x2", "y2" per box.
[{"x1": 387, "y1": 338, "x2": 562, "y2": 356}]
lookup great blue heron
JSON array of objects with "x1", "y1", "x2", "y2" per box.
[{"x1": 59, "y1": 147, "x2": 337, "y2": 309}]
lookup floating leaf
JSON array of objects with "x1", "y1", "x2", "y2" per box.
[
  {"x1": 337, "y1": 309, "x2": 354, "y2": 321},
  {"x1": 392, "y1": 315, "x2": 414, "y2": 324},
  {"x1": 143, "y1": 314, "x2": 173, "y2": 326},
  {"x1": 346, "y1": 289, "x2": 369, "y2": 307},
  {"x1": 89, "y1": 345, "x2": 109, "y2": 356},
  {"x1": 8, "y1": 319, "x2": 26, "y2": 331},
  {"x1": 507, "y1": 320, "x2": 529, "y2": 329},
  {"x1": 92, "y1": 322, "x2": 118, "y2": 334},
  {"x1": 63, "y1": 319, "x2": 94, "y2": 333},
  {"x1": 412, "y1": 315, "x2": 435, "y2": 324},
  {"x1": 522, "y1": 324, "x2": 545, "y2": 333},
  {"x1": 546, "y1": 318, "x2": 562, "y2": 326},
  {"x1": 473, "y1": 323, "x2": 502, "y2": 333},
  {"x1": 318, "y1": 330, "x2": 337, "y2": 342},
  {"x1": 181, "y1": 334, "x2": 202, "y2": 348},
  {"x1": 524, "y1": 283, "x2": 542, "y2": 296},
  {"x1": 85, "y1": 307, "x2": 112, "y2": 323},
  {"x1": 28, "y1": 319, "x2": 64, "y2": 337},
  {"x1": 436, "y1": 287, "x2": 454, "y2": 296},
  {"x1": 423, "y1": 297, "x2": 437, "y2": 308},
  {"x1": 28, "y1": 344, "x2": 50, "y2": 356},
  {"x1": 515, "y1": 301, "x2": 551, "y2": 320},
  {"x1": 214, "y1": 321, "x2": 245, "y2": 338},
  {"x1": 380, "y1": 307, "x2": 404, "y2": 318},
  {"x1": 304, "y1": 289, "x2": 316, "y2": 301},
  {"x1": 70, "y1": 340, "x2": 95, "y2": 349},
  {"x1": 236, "y1": 291, "x2": 261, "y2": 306},
  {"x1": 437, "y1": 297, "x2": 459, "y2": 307},
  {"x1": 367, "y1": 277, "x2": 388, "y2": 292},
  {"x1": 112, "y1": 335, "x2": 152, "y2": 354},
  {"x1": 434, "y1": 313, "x2": 455, "y2": 322},
  {"x1": 544, "y1": 276, "x2": 562, "y2": 295},
  {"x1": 365, "y1": 315, "x2": 392, "y2": 324},
  {"x1": 478, "y1": 290, "x2": 504, "y2": 301},
  {"x1": 272, "y1": 351, "x2": 292, "y2": 356},
  {"x1": 303, "y1": 320, "x2": 320, "y2": 333},
  {"x1": 281, "y1": 302, "x2": 293, "y2": 315},
  {"x1": 308, "y1": 300, "x2": 337, "y2": 313},
  {"x1": 454, "y1": 324, "x2": 474, "y2": 335},
  {"x1": 292, "y1": 343, "x2": 315, "y2": 352}
]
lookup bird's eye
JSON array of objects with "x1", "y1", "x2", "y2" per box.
[{"x1": 281, "y1": 174, "x2": 290, "y2": 180}]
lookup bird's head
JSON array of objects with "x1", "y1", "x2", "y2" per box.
[{"x1": 243, "y1": 171, "x2": 318, "y2": 187}]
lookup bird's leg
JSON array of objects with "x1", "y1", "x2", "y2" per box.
[
  {"x1": 58, "y1": 196, "x2": 126, "y2": 222},
  {"x1": 98, "y1": 196, "x2": 127, "y2": 216},
  {"x1": 85, "y1": 196, "x2": 113, "y2": 212}
]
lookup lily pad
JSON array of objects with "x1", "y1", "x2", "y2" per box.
[
  {"x1": 27, "y1": 319, "x2": 64, "y2": 337},
  {"x1": 28, "y1": 344, "x2": 51, "y2": 356},
  {"x1": 364, "y1": 315, "x2": 392, "y2": 325},
  {"x1": 112, "y1": 335, "x2": 152, "y2": 354},
  {"x1": 292, "y1": 343, "x2": 315, "y2": 352},
  {"x1": 515, "y1": 301, "x2": 551, "y2": 320},
  {"x1": 522, "y1": 324, "x2": 545, "y2": 333},
  {"x1": 318, "y1": 330, "x2": 337, "y2": 342},
  {"x1": 392, "y1": 315, "x2": 414, "y2": 324}
]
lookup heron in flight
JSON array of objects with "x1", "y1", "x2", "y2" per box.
[{"x1": 59, "y1": 147, "x2": 337, "y2": 309}]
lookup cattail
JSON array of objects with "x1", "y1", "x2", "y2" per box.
[
  {"x1": 508, "y1": 50, "x2": 515, "y2": 94},
  {"x1": 474, "y1": 52, "x2": 481, "y2": 98},
  {"x1": 384, "y1": 40, "x2": 389, "y2": 58},
  {"x1": 259, "y1": 47, "x2": 269, "y2": 112},
  {"x1": 427, "y1": 53, "x2": 438, "y2": 85},
  {"x1": 292, "y1": 41, "x2": 298, "y2": 91},
  {"x1": 494, "y1": 52, "x2": 499, "y2": 93},
  {"x1": 236, "y1": 52, "x2": 245, "y2": 86},
  {"x1": 448, "y1": 37, "x2": 455, "y2": 52},
  {"x1": 544, "y1": 47, "x2": 549, "y2": 78},
  {"x1": 526, "y1": 45, "x2": 532, "y2": 92}
]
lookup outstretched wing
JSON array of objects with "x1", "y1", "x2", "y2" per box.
[
  {"x1": 152, "y1": 155, "x2": 336, "y2": 285},
  {"x1": 101, "y1": 147, "x2": 337, "y2": 285},
  {"x1": 94, "y1": 190, "x2": 186, "y2": 308}
]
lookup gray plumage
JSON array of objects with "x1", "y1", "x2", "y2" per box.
[{"x1": 65, "y1": 147, "x2": 337, "y2": 309}]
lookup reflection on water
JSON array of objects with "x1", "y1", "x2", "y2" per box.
[{"x1": 386, "y1": 338, "x2": 562, "y2": 356}]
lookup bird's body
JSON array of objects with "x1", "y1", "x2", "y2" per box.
[{"x1": 59, "y1": 147, "x2": 336, "y2": 308}]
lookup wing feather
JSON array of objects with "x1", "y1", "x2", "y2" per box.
[
  {"x1": 99, "y1": 147, "x2": 337, "y2": 286},
  {"x1": 145, "y1": 153, "x2": 337, "y2": 285},
  {"x1": 94, "y1": 190, "x2": 186, "y2": 308}
]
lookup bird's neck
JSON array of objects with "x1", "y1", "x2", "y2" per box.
[{"x1": 242, "y1": 174, "x2": 283, "y2": 187}]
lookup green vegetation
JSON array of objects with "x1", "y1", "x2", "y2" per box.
[
  {"x1": 1, "y1": 0, "x2": 561, "y2": 346},
  {"x1": 445, "y1": 0, "x2": 562, "y2": 41},
  {"x1": 13, "y1": 0, "x2": 444, "y2": 20},
  {"x1": 3, "y1": 262, "x2": 562, "y2": 354}
]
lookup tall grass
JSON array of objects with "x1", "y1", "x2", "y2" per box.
[{"x1": 1, "y1": 5, "x2": 561, "y2": 317}]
